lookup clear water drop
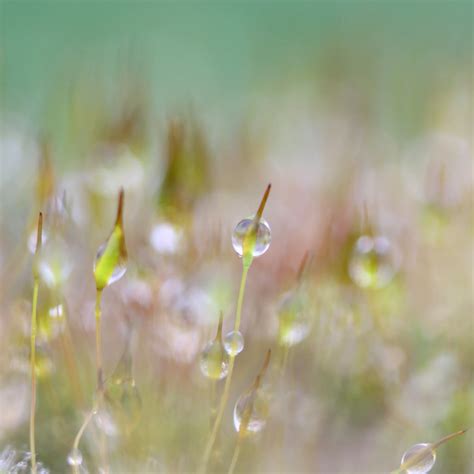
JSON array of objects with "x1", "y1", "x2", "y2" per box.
[
  {"x1": 401, "y1": 443, "x2": 436, "y2": 474},
  {"x1": 67, "y1": 448, "x2": 83, "y2": 466},
  {"x1": 223, "y1": 331, "x2": 244, "y2": 356},
  {"x1": 93, "y1": 189, "x2": 128, "y2": 290},
  {"x1": 277, "y1": 289, "x2": 312, "y2": 347},
  {"x1": 348, "y1": 235, "x2": 398, "y2": 289},
  {"x1": 94, "y1": 242, "x2": 127, "y2": 287},
  {"x1": 199, "y1": 340, "x2": 229, "y2": 380},
  {"x1": 232, "y1": 217, "x2": 271, "y2": 258},
  {"x1": 233, "y1": 389, "x2": 269, "y2": 435}
]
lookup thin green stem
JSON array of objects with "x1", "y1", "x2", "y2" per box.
[
  {"x1": 71, "y1": 402, "x2": 98, "y2": 474},
  {"x1": 56, "y1": 289, "x2": 83, "y2": 405},
  {"x1": 233, "y1": 266, "x2": 249, "y2": 333},
  {"x1": 94, "y1": 289, "x2": 110, "y2": 473},
  {"x1": 30, "y1": 279, "x2": 39, "y2": 474},
  {"x1": 280, "y1": 345, "x2": 289, "y2": 376},
  {"x1": 209, "y1": 379, "x2": 217, "y2": 430},
  {"x1": 95, "y1": 290, "x2": 103, "y2": 390},
  {"x1": 199, "y1": 264, "x2": 250, "y2": 474},
  {"x1": 70, "y1": 290, "x2": 109, "y2": 473},
  {"x1": 227, "y1": 439, "x2": 242, "y2": 474}
]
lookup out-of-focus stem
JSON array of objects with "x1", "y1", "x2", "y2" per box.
[
  {"x1": 210, "y1": 380, "x2": 217, "y2": 429},
  {"x1": 227, "y1": 439, "x2": 242, "y2": 474},
  {"x1": 233, "y1": 266, "x2": 249, "y2": 333},
  {"x1": 56, "y1": 291, "x2": 83, "y2": 405},
  {"x1": 71, "y1": 402, "x2": 98, "y2": 474},
  {"x1": 199, "y1": 264, "x2": 250, "y2": 474},
  {"x1": 70, "y1": 290, "x2": 110, "y2": 473},
  {"x1": 30, "y1": 279, "x2": 39, "y2": 474},
  {"x1": 30, "y1": 212, "x2": 42, "y2": 474},
  {"x1": 95, "y1": 290, "x2": 103, "y2": 390},
  {"x1": 94, "y1": 289, "x2": 110, "y2": 473},
  {"x1": 280, "y1": 345, "x2": 289, "y2": 376}
]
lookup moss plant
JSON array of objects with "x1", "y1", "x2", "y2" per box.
[
  {"x1": 200, "y1": 312, "x2": 229, "y2": 381},
  {"x1": 391, "y1": 429, "x2": 467, "y2": 474},
  {"x1": 199, "y1": 312, "x2": 228, "y2": 432},
  {"x1": 103, "y1": 329, "x2": 142, "y2": 437},
  {"x1": 228, "y1": 349, "x2": 272, "y2": 474},
  {"x1": 278, "y1": 251, "x2": 311, "y2": 375},
  {"x1": 199, "y1": 184, "x2": 272, "y2": 473},
  {"x1": 70, "y1": 189, "x2": 128, "y2": 473},
  {"x1": 30, "y1": 212, "x2": 43, "y2": 474}
]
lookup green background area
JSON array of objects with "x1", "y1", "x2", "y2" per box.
[{"x1": 2, "y1": 1, "x2": 472, "y2": 124}]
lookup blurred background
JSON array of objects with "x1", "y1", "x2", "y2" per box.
[{"x1": 0, "y1": 1, "x2": 473, "y2": 473}]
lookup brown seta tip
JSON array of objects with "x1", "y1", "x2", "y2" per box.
[
  {"x1": 255, "y1": 183, "x2": 271, "y2": 221},
  {"x1": 296, "y1": 251, "x2": 311, "y2": 282},
  {"x1": 35, "y1": 212, "x2": 43, "y2": 255},
  {"x1": 254, "y1": 349, "x2": 272, "y2": 390},
  {"x1": 115, "y1": 188, "x2": 125, "y2": 226},
  {"x1": 431, "y1": 429, "x2": 469, "y2": 450},
  {"x1": 397, "y1": 428, "x2": 469, "y2": 473}
]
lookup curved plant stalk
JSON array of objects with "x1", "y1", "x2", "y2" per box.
[
  {"x1": 228, "y1": 442, "x2": 241, "y2": 474},
  {"x1": 56, "y1": 292, "x2": 83, "y2": 405},
  {"x1": 71, "y1": 401, "x2": 99, "y2": 474},
  {"x1": 95, "y1": 290, "x2": 104, "y2": 389},
  {"x1": 280, "y1": 345, "x2": 289, "y2": 376},
  {"x1": 199, "y1": 265, "x2": 249, "y2": 473},
  {"x1": 390, "y1": 429, "x2": 467, "y2": 474},
  {"x1": 199, "y1": 184, "x2": 271, "y2": 474},
  {"x1": 94, "y1": 289, "x2": 110, "y2": 473},
  {"x1": 70, "y1": 189, "x2": 127, "y2": 473},
  {"x1": 209, "y1": 313, "x2": 224, "y2": 428},
  {"x1": 209, "y1": 379, "x2": 217, "y2": 429},
  {"x1": 228, "y1": 350, "x2": 271, "y2": 474},
  {"x1": 30, "y1": 212, "x2": 43, "y2": 474}
]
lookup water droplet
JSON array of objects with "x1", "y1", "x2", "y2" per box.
[
  {"x1": 94, "y1": 242, "x2": 127, "y2": 287},
  {"x1": 401, "y1": 443, "x2": 436, "y2": 474},
  {"x1": 277, "y1": 289, "x2": 312, "y2": 347},
  {"x1": 223, "y1": 331, "x2": 244, "y2": 356},
  {"x1": 348, "y1": 235, "x2": 398, "y2": 289},
  {"x1": 199, "y1": 341, "x2": 229, "y2": 380},
  {"x1": 67, "y1": 448, "x2": 83, "y2": 466},
  {"x1": 233, "y1": 389, "x2": 269, "y2": 435},
  {"x1": 93, "y1": 189, "x2": 128, "y2": 290},
  {"x1": 232, "y1": 218, "x2": 271, "y2": 258}
]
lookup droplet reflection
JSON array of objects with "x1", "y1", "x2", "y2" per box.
[
  {"x1": 349, "y1": 235, "x2": 398, "y2": 289},
  {"x1": 401, "y1": 443, "x2": 436, "y2": 474},
  {"x1": 223, "y1": 331, "x2": 244, "y2": 356},
  {"x1": 232, "y1": 218, "x2": 271, "y2": 258},
  {"x1": 200, "y1": 341, "x2": 229, "y2": 380}
]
